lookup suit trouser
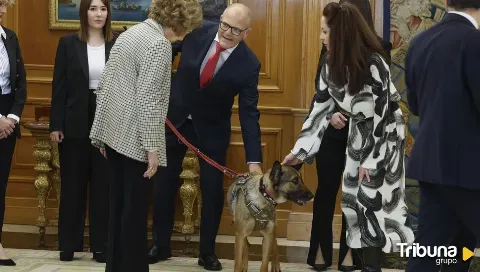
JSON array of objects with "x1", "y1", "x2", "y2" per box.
[
  {"x1": 152, "y1": 120, "x2": 227, "y2": 255},
  {"x1": 57, "y1": 90, "x2": 110, "y2": 252},
  {"x1": 57, "y1": 139, "x2": 110, "y2": 252},
  {"x1": 405, "y1": 182, "x2": 480, "y2": 272},
  {"x1": 0, "y1": 94, "x2": 16, "y2": 243},
  {"x1": 306, "y1": 133, "x2": 361, "y2": 269},
  {"x1": 441, "y1": 225, "x2": 476, "y2": 272},
  {"x1": 104, "y1": 146, "x2": 150, "y2": 272}
]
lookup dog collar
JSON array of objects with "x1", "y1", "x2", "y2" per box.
[{"x1": 259, "y1": 177, "x2": 277, "y2": 206}]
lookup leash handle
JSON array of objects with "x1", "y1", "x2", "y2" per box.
[{"x1": 165, "y1": 119, "x2": 245, "y2": 179}]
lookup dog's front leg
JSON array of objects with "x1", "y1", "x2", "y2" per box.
[
  {"x1": 234, "y1": 233, "x2": 248, "y2": 272},
  {"x1": 260, "y1": 232, "x2": 274, "y2": 272},
  {"x1": 270, "y1": 228, "x2": 281, "y2": 272}
]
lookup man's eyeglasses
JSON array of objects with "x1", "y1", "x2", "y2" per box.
[{"x1": 219, "y1": 21, "x2": 247, "y2": 36}]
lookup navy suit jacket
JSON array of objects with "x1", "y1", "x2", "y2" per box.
[
  {"x1": 168, "y1": 22, "x2": 262, "y2": 163},
  {"x1": 405, "y1": 13, "x2": 480, "y2": 190}
]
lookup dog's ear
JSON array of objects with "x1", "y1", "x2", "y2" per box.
[{"x1": 270, "y1": 160, "x2": 283, "y2": 185}]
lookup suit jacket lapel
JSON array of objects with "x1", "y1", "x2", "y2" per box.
[
  {"x1": 209, "y1": 42, "x2": 244, "y2": 83},
  {"x1": 75, "y1": 38, "x2": 89, "y2": 80},
  {"x1": 197, "y1": 27, "x2": 218, "y2": 68},
  {"x1": 2, "y1": 33, "x2": 16, "y2": 86}
]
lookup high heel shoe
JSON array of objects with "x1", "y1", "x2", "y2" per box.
[
  {"x1": 307, "y1": 259, "x2": 328, "y2": 271},
  {"x1": 0, "y1": 258, "x2": 15, "y2": 266}
]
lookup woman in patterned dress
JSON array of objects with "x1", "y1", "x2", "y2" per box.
[{"x1": 282, "y1": 2, "x2": 414, "y2": 271}]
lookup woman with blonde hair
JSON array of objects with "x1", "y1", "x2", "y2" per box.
[{"x1": 89, "y1": 0, "x2": 203, "y2": 271}]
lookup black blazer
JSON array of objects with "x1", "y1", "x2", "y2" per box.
[
  {"x1": 405, "y1": 13, "x2": 480, "y2": 190},
  {"x1": 169, "y1": 21, "x2": 262, "y2": 163},
  {"x1": 1, "y1": 27, "x2": 27, "y2": 138},
  {"x1": 310, "y1": 38, "x2": 392, "y2": 140},
  {"x1": 50, "y1": 34, "x2": 114, "y2": 139}
]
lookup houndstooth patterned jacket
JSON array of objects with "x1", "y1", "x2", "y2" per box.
[{"x1": 89, "y1": 19, "x2": 171, "y2": 166}]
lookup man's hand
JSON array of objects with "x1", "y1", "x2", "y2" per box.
[
  {"x1": 144, "y1": 151, "x2": 159, "y2": 179},
  {"x1": 248, "y1": 163, "x2": 262, "y2": 174},
  {"x1": 50, "y1": 131, "x2": 65, "y2": 143},
  {"x1": 330, "y1": 112, "x2": 348, "y2": 129},
  {"x1": 0, "y1": 117, "x2": 14, "y2": 137}
]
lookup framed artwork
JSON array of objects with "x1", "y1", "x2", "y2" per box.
[{"x1": 49, "y1": 0, "x2": 236, "y2": 31}]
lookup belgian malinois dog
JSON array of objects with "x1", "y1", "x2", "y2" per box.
[{"x1": 227, "y1": 161, "x2": 314, "y2": 272}]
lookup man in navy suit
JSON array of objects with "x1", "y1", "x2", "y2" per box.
[
  {"x1": 404, "y1": 0, "x2": 480, "y2": 271},
  {"x1": 149, "y1": 3, "x2": 262, "y2": 270}
]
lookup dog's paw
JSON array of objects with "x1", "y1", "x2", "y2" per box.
[{"x1": 270, "y1": 261, "x2": 281, "y2": 272}]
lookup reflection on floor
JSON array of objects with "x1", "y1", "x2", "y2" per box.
[{"x1": 2, "y1": 249, "x2": 406, "y2": 272}]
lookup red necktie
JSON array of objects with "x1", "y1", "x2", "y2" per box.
[{"x1": 200, "y1": 42, "x2": 225, "y2": 87}]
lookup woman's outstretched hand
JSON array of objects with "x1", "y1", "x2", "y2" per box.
[{"x1": 282, "y1": 153, "x2": 300, "y2": 166}]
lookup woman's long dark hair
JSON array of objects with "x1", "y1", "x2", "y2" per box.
[{"x1": 323, "y1": 2, "x2": 385, "y2": 95}]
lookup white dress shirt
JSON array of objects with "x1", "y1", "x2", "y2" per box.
[
  {"x1": 449, "y1": 11, "x2": 479, "y2": 29},
  {"x1": 0, "y1": 25, "x2": 19, "y2": 123},
  {"x1": 87, "y1": 43, "x2": 106, "y2": 89}
]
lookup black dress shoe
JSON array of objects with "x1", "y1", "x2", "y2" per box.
[
  {"x1": 0, "y1": 258, "x2": 16, "y2": 266},
  {"x1": 93, "y1": 252, "x2": 106, "y2": 263},
  {"x1": 338, "y1": 265, "x2": 355, "y2": 271},
  {"x1": 198, "y1": 254, "x2": 222, "y2": 271},
  {"x1": 59, "y1": 251, "x2": 73, "y2": 261},
  {"x1": 306, "y1": 259, "x2": 328, "y2": 271},
  {"x1": 148, "y1": 245, "x2": 171, "y2": 264}
]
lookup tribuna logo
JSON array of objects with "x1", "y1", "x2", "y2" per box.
[{"x1": 398, "y1": 243, "x2": 457, "y2": 266}]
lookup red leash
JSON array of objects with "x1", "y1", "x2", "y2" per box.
[{"x1": 165, "y1": 119, "x2": 245, "y2": 179}]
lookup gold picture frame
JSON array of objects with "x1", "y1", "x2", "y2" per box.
[{"x1": 49, "y1": 0, "x2": 236, "y2": 31}]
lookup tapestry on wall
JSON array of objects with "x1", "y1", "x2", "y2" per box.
[{"x1": 388, "y1": 0, "x2": 447, "y2": 232}]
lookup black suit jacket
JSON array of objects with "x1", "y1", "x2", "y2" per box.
[
  {"x1": 50, "y1": 34, "x2": 114, "y2": 139},
  {"x1": 1, "y1": 27, "x2": 27, "y2": 138},
  {"x1": 405, "y1": 13, "x2": 480, "y2": 190},
  {"x1": 169, "y1": 22, "x2": 262, "y2": 163},
  {"x1": 310, "y1": 38, "x2": 392, "y2": 140}
]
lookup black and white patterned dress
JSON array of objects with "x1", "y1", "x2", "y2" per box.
[{"x1": 291, "y1": 53, "x2": 414, "y2": 253}]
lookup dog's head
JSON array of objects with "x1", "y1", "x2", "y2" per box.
[{"x1": 266, "y1": 161, "x2": 314, "y2": 205}]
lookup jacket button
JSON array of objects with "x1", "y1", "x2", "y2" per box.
[{"x1": 16, "y1": 74, "x2": 19, "y2": 77}]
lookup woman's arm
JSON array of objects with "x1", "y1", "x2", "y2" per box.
[
  {"x1": 291, "y1": 87, "x2": 336, "y2": 164},
  {"x1": 50, "y1": 37, "x2": 67, "y2": 132}
]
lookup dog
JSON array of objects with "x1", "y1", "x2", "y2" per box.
[{"x1": 227, "y1": 161, "x2": 314, "y2": 272}]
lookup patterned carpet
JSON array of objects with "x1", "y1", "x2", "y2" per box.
[{"x1": 1, "y1": 249, "x2": 406, "y2": 272}]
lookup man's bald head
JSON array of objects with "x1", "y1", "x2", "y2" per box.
[
  {"x1": 217, "y1": 3, "x2": 253, "y2": 49},
  {"x1": 223, "y1": 3, "x2": 252, "y2": 28}
]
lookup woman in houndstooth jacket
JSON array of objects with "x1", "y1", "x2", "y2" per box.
[{"x1": 89, "y1": 1, "x2": 203, "y2": 271}]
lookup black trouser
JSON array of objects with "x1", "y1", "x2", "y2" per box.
[
  {"x1": 0, "y1": 94, "x2": 16, "y2": 243},
  {"x1": 441, "y1": 225, "x2": 476, "y2": 272},
  {"x1": 307, "y1": 132, "x2": 361, "y2": 269},
  {"x1": 152, "y1": 120, "x2": 227, "y2": 255},
  {"x1": 104, "y1": 146, "x2": 151, "y2": 272},
  {"x1": 58, "y1": 90, "x2": 110, "y2": 252},
  {"x1": 406, "y1": 182, "x2": 480, "y2": 272}
]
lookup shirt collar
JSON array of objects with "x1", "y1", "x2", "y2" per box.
[
  {"x1": 214, "y1": 33, "x2": 237, "y2": 53},
  {"x1": 449, "y1": 11, "x2": 479, "y2": 29},
  {"x1": 0, "y1": 26, "x2": 6, "y2": 40}
]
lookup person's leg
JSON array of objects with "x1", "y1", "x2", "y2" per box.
[
  {"x1": 118, "y1": 153, "x2": 151, "y2": 272},
  {"x1": 405, "y1": 182, "x2": 459, "y2": 272},
  {"x1": 307, "y1": 136, "x2": 346, "y2": 270},
  {"x1": 104, "y1": 146, "x2": 124, "y2": 272},
  {"x1": 57, "y1": 139, "x2": 89, "y2": 260},
  {"x1": 197, "y1": 147, "x2": 227, "y2": 270},
  {"x1": 149, "y1": 121, "x2": 193, "y2": 263},
  {"x1": 0, "y1": 130, "x2": 16, "y2": 263},
  {"x1": 88, "y1": 144, "x2": 111, "y2": 261},
  {"x1": 440, "y1": 225, "x2": 476, "y2": 272}
]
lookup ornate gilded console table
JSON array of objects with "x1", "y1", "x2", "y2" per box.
[{"x1": 23, "y1": 107, "x2": 203, "y2": 248}]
